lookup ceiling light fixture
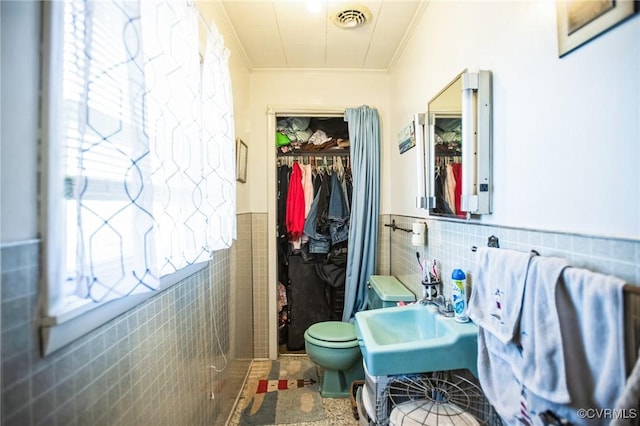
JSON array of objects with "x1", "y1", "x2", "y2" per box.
[{"x1": 330, "y1": 5, "x2": 371, "y2": 29}]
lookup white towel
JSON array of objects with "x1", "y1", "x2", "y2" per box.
[
  {"x1": 513, "y1": 255, "x2": 571, "y2": 404},
  {"x1": 612, "y1": 349, "x2": 640, "y2": 426},
  {"x1": 518, "y1": 267, "x2": 628, "y2": 426},
  {"x1": 468, "y1": 247, "x2": 534, "y2": 343},
  {"x1": 475, "y1": 254, "x2": 628, "y2": 425},
  {"x1": 476, "y1": 328, "x2": 526, "y2": 424},
  {"x1": 557, "y1": 267, "x2": 626, "y2": 413}
]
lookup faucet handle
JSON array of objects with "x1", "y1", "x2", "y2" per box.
[{"x1": 437, "y1": 300, "x2": 455, "y2": 317}]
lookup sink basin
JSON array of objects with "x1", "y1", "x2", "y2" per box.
[
  {"x1": 355, "y1": 304, "x2": 478, "y2": 377},
  {"x1": 361, "y1": 306, "x2": 448, "y2": 345}
]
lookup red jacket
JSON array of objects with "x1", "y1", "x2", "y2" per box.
[{"x1": 286, "y1": 162, "x2": 306, "y2": 240}]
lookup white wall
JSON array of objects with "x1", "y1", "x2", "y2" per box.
[
  {"x1": 389, "y1": 1, "x2": 640, "y2": 239},
  {"x1": 0, "y1": 1, "x2": 41, "y2": 243},
  {"x1": 247, "y1": 70, "x2": 392, "y2": 213}
]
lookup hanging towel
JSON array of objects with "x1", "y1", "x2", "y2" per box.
[
  {"x1": 468, "y1": 247, "x2": 534, "y2": 344},
  {"x1": 476, "y1": 328, "x2": 526, "y2": 424},
  {"x1": 475, "y1": 252, "x2": 629, "y2": 424},
  {"x1": 517, "y1": 267, "x2": 628, "y2": 426},
  {"x1": 555, "y1": 267, "x2": 626, "y2": 414},
  {"x1": 612, "y1": 348, "x2": 640, "y2": 426},
  {"x1": 513, "y1": 255, "x2": 571, "y2": 404}
]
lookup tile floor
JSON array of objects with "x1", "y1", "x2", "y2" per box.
[{"x1": 228, "y1": 356, "x2": 359, "y2": 426}]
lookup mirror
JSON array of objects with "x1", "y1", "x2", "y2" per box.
[{"x1": 425, "y1": 70, "x2": 493, "y2": 218}]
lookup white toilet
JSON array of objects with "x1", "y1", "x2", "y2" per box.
[{"x1": 304, "y1": 275, "x2": 415, "y2": 398}]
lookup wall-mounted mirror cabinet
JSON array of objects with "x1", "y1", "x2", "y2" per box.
[{"x1": 416, "y1": 70, "x2": 493, "y2": 219}]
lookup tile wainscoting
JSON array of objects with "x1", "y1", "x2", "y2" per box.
[
  {"x1": 1, "y1": 240, "x2": 249, "y2": 426},
  {"x1": 382, "y1": 214, "x2": 640, "y2": 363},
  {"x1": 382, "y1": 214, "x2": 639, "y2": 300}
]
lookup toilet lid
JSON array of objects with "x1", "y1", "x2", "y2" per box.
[{"x1": 307, "y1": 321, "x2": 357, "y2": 343}]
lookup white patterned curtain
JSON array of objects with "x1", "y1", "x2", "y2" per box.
[
  {"x1": 200, "y1": 23, "x2": 237, "y2": 250},
  {"x1": 57, "y1": 0, "x2": 236, "y2": 309},
  {"x1": 143, "y1": 1, "x2": 208, "y2": 275},
  {"x1": 65, "y1": 0, "x2": 159, "y2": 303}
]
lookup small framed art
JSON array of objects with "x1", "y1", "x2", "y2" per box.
[
  {"x1": 236, "y1": 139, "x2": 247, "y2": 183},
  {"x1": 556, "y1": 0, "x2": 637, "y2": 57}
]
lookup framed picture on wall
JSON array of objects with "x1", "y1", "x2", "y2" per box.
[
  {"x1": 556, "y1": 0, "x2": 638, "y2": 57},
  {"x1": 236, "y1": 139, "x2": 247, "y2": 183}
]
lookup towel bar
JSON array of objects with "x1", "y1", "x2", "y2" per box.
[
  {"x1": 384, "y1": 219, "x2": 412, "y2": 233},
  {"x1": 470, "y1": 242, "x2": 640, "y2": 376},
  {"x1": 471, "y1": 245, "x2": 639, "y2": 296},
  {"x1": 624, "y1": 283, "x2": 640, "y2": 295}
]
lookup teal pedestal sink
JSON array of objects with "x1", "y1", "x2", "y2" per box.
[{"x1": 354, "y1": 303, "x2": 478, "y2": 377}]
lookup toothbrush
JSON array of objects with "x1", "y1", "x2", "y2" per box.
[
  {"x1": 432, "y1": 259, "x2": 439, "y2": 281},
  {"x1": 417, "y1": 252, "x2": 431, "y2": 283}
]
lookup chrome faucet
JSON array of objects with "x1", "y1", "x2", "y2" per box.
[{"x1": 421, "y1": 294, "x2": 455, "y2": 317}]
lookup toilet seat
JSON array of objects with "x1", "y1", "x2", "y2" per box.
[{"x1": 305, "y1": 321, "x2": 359, "y2": 349}]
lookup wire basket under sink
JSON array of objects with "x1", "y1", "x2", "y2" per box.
[{"x1": 377, "y1": 371, "x2": 502, "y2": 426}]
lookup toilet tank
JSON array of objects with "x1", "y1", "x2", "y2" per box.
[{"x1": 366, "y1": 275, "x2": 415, "y2": 309}]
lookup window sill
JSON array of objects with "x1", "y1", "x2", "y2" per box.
[{"x1": 40, "y1": 261, "x2": 207, "y2": 356}]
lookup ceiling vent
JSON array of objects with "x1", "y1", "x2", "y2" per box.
[{"x1": 330, "y1": 5, "x2": 372, "y2": 29}]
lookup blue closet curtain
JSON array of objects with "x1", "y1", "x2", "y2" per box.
[{"x1": 342, "y1": 106, "x2": 381, "y2": 321}]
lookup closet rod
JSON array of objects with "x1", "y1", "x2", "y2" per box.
[{"x1": 277, "y1": 151, "x2": 350, "y2": 157}]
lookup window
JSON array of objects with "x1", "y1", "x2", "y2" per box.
[{"x1": 40, "y1": 0, "x2": 236, "y2": 354}]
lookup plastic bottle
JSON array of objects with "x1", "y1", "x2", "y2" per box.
[{"x1": 451, "y1": 269, "x2": 469, "y2": 323}]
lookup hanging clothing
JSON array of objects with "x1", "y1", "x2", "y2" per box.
[
  {"x1": 303, "y1": 175, "x2": 331, "y2": 254},
  {"x1": 328, "y1": 172, "x2": 349, "y2": 245},
  {"x1": 445, "y1": 163, "x2": 457, "y2": 215},
  {"x1": 277, "y1": 165, "x2": 291, "y2": 240},
  {"x1": 336, "y1": 157, "x2": 351, "y2": 215},
  {"x1": 277, "y1": 164, "x2": 292, "y2": 278},
  {"x1": 312, "y1": 172, "x2": 322, "y2": 196},
  {"x1": 286, "y1": 255, "x2": 332, "y2": 351},
  {"x1": 316, "y1": 250, "x2": 348, "y2": 320},
  {"x1": 451, "y1": 162, "x2": 464, "y2": 217},
  {"x1": 301, "y1": 163, "x2": 314, "y2": 219},
  {"x1": 315, "y1": 172, "x2": 332, "y2": 236},
  {"x1": 433, "y1": 168, "x2": 453, "y2": 215},
  {"x1": 276, "y1": 118, "x2": 353, "y2": 353},
  {"x1": 285, "y1": 162, "x2": 305, "y2": 240}
]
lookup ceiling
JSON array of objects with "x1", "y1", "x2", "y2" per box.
[{"x1": 206, "y1": 0, "x2": 426, "y2": 70}]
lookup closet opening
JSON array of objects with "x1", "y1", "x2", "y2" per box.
[{"x1": 275, "y1": 115, "x2": 352, "y2": 355}]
